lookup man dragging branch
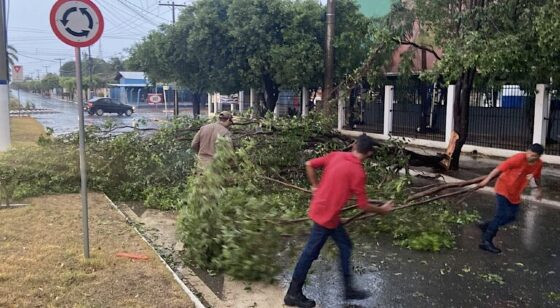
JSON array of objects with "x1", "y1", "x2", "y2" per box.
[
  {"x1": 477, "y1": 143, "x2": 544, "y2": 254},
  {"x1": 284, "y1": 135, "x2": 394, "y2": 307}
]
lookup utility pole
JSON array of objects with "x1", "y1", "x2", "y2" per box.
[
  {"x1": 323, "y1": 0, "x2": 335, "y2": 108},
  {"x1": 54, "y1": 58, "x2": 64, "y2": 75},
  {"x1": 158, "y1": 1, "x2": 187, "y2": 24},
  {"x1": 0, "y1": 0, "x2": 10, "y2": 151},
  {"x1": 43, "y1": 65, "x2": 49, "y2": 75},
  {"x1": 159, "y1": 1, "x2": 187, "y2": 116}
]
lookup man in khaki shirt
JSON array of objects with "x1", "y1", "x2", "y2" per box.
[{"x1": 191, "y1": 111, "x2": 233, "y2": 167}]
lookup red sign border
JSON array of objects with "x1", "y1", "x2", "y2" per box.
[
  {"x1": 50, "y1": 0, "x2": 104, "y2": 48},
  {"x1": 13, "y1": 65, "x2": 22, "y2": 73}
]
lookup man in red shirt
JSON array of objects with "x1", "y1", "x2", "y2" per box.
[
  {"x1": 284, "y1": 135, "x2": 394, "y2": 307},
  {"x1": 477, "y1": 143, "x2": 544, "y2": 254}
]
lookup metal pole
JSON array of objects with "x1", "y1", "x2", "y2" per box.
[
  {"x1": 74, "y1": 47, "x2": 90, "y2": 259},
  {"x1": 323, "y1": 0, "x2": 335, "y2": 107},
  {"x1": 0, "y1": 0, "x2": 10, "y2": 151},
  {"x1": 173, "y1": 89, "x2": 178, "y2": 116},
  {"x1": 172, "y1": 2, "x2": 175, "y2": 24},
  {"x1": 88, "y1": 46, "x2": 93, "y2": 98}
]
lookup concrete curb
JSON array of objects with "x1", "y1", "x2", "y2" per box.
[{"x1": 103, "y1": 194, "x2": 207, "y2": 308}]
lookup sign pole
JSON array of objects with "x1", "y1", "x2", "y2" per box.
[
  {"x1": 51, "y1": 0, "x2": 104, "y2": 259},
  {"x1": 74, "y1": 46, "x2": 90, "y2": 258}
]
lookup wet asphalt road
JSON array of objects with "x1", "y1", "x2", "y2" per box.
[
  {"x1": 14, "y1": 91, "x2": 172, "y2": 135},
  {"x1": 280, "y1": 192, "x2": 560, "y2": 308}
]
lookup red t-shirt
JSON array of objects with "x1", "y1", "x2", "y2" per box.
[
  {"x1": 307, "y1": 152, "x2": 370, "y2": 229},
  {"x1": 495, "y1": 153, "x2": 542, "y2": 204}
]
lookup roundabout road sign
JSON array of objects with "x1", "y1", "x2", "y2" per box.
[{"x1": 50, "y1": 0, "x2": 104, "y2": 48}]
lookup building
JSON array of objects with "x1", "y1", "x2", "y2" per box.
[{"x1": 109, "y1": 71, "x2": 148, "y2": 106}]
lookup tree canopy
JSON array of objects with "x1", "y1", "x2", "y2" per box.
[{"x1": 127, "y1": 0, "x2": 373, "y2": 114}]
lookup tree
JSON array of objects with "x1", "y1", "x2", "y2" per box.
[
  {"x1": 40, "y1": 73, "x2": 60, "y2": 94},
  {"x1": 60, "y1": 77, "x2": 76, "y2": 100},
  {"x1": 535, "y1": 0, "x2": 560, "y2": 83},
  {"x1": 7, "y1": 45, "x2": 18, "y2": 70},
  {"x1": 371, "y1": 0, "x2": 551, "y2": 169},
  {"x1": 128, "y1": 0, "x2": 371, "y2": 114}
]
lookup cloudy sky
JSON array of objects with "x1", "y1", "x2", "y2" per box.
[
  {"x1": 8, "y1": 0, "x2": 181, "y2": 79},
  {"x1": 8, "y1": 0, "x2": 330, "y2": 80}
]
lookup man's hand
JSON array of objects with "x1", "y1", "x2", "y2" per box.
[
  {"x1": 376, "y1": 201, "x2": 394, "y2": 215},
  {"x1": 535, "y1": 187, "x2": 543, "y2": 201}
]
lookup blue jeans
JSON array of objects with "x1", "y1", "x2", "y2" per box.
[
  {"x1": 292, "y1": 223, "x2": 353, "y2": 286},
  {"x1": 482, "y1": 194, "x2": 520, "y2": 242}
]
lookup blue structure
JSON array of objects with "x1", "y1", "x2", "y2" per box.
[{"x1": 109, "y1": 71, "x2": 148, "y2": 106}]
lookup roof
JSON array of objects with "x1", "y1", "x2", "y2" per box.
[
  {"x1": 116, "y1": 71, "x2": 146, "y2": 80},
  {"x1": 108, "y1": 83, "x2": 147, "y2": 88}
]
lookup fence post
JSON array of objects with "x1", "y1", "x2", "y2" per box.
[
  {"x1": 214, "y1": 93, "x2": 221, "y2": 113},
  {"x1": 446, "y1": 84, "x2": 456, "y2": 143},
  {"x1": 207, "y1": 92, "x2": 213, "y2": 115},
  {"x1": 383, "y1": 85, "x2": 394, "y2": 137},
  {"x1": 273, "y1": 104, "x2": 279, "y2": 119},
  {"x1": 338, "y1": 96, "x2": 345, "y2": 130},
  {"x1": 250, "y1": 88, "x2": 256, "y2": 109},
  {"x1": 239, "y1": 91, "x2": 244, "y2": 114},
  {"x1": 302, "y1": 87, "x2": 309, "y2": 117},
  {"x1": 533, "y1": 84, "x2": 550, "y2": 145}
]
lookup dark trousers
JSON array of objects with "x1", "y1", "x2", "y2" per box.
[
  {"x1": 482, "y1": 194, "x2": 520, "y2": 242},
  {"x1": 292, "y1": 223, "x2": 353, "y2": 286}
]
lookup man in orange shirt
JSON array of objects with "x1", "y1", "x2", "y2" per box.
[{"x1": 476, "y1": 143, "x2": 544, "y2": 253}]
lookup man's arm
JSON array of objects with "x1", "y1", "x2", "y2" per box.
[
  {"x1": 305, "y1": 161, "x2": 319, "y2": 190},
  {"x1": 305, "y1": 154, "x2": 330, "y2": 190},
  {"x1": 191, "y1": 130, "x2": 201, "y2": 153},
  {"x1": 477, "y1": 167, "x2": 502, "y2": 188},
  {"x1": 534, "y1": 164, "x2": 543, "y2": 200},
  {"x1": 352, "y1": 173, "x2": 393, "y2": 215}
]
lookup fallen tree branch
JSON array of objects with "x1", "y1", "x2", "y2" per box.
[
  {"x1": 406, "y1": 175, "x2": 485, "y2": 203},
  {"x1": 343, "y1": 186, "x2": 479, "y2": 226}
]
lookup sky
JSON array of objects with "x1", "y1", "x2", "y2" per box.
[
  {"x1": 8, "y1": 0, "x2": 330, "y2": 80},
  {"x1": 8, "y1": 0, "x2": 181, "y2": 80}
]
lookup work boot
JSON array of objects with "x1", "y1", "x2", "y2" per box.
[
  {"x1": 477, "y1": 221, "x2": 489, "y2": 233},
  {"x1": 479, "y1": 240, "x2": 501, "y2": 254},
  {"x1": 345, "y1": 286, "x2": 371, "y2": 300},
  {"x1": 284, "y1": 280, "x2": 316, "y2": 308}
]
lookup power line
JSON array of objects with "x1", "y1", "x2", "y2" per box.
[
  {"x1": 116, "y1": 0, "x2": 161, "y2": 27},
  {"x1": 123, "y1": 0, "x2": 171, "y2": 22},
  {"x1": 158, "y1": 1, "x2": 187, "y2": 24}
]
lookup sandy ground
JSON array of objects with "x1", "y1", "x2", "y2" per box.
[
  {"x1": 9, "y1": 117, "x2": 44, "y2": 148},
  {"x1": 118, "y1": 203, "x2": 286, "y2": 308},
  {"x1": 0, "y1": 193, "x2": 193, "y2": 307}
]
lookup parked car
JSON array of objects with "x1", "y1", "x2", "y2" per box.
[{"x1": 85, "y1": 97, "x2": 134, "y2": 116}]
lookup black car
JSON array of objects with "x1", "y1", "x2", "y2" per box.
[{"x1": 85, "y1": 97, "x2": 134, "y2": 116}]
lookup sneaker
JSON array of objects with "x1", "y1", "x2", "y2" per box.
[
  {"x1": 345, "y1": 287, "x2": 371, "y2": 300},
  {"x1": 479, "y1": 240, "x2": 501, "y2": 254},
  {"x1": 284, "y1": 293, "x2": 316, "y2": 307}
]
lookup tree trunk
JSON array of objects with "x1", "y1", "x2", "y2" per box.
[
  {"x1": 192, "y1": 91, "x2": 202, "y2": 118},
  {"x1": 447, "y1": 68, "x2": 476, "y2": 170},
  {"x1": 262, "y1": 73, "x2": 279, "y2": 112}
]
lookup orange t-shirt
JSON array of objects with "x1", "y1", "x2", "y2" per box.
[{"x1": 494, "y1": 153, "x2": 542, "y2": 204}]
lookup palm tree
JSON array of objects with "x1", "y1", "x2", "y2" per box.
[{"x1": 7, "y1": 45, "x2": 18, "y2": 68}]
